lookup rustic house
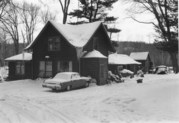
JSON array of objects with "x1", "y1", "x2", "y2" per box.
[
  {"x1": 130, "y1": 52, "x2": 153, "y2": 73},
  {"x1": 5, "y1": 52, "x2": 32, "y2": 80},
  {"x1": 108, "y1": 53, "x2": 141, "y2": 74},
  {"x1": 24, "y1": 21, "x2": 115, "y2": 85}
]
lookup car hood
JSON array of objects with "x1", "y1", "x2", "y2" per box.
[{"x1": 44, "y1": 79, "x2": 69, "y2": 84}]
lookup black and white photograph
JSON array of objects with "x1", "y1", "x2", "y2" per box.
[{"x1": 0, "y1": 0, "x2": 178, "y2": 123}]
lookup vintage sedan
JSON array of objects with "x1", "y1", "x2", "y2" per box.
[{"x1": 42, "y1": 72, "x2": 91, "y2": 91}]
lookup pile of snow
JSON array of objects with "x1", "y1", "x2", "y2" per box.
[
  {"x1": 0, "y1": 67, "x2": 8, "y2": 81},
  {"x1": 120, "y1": 69, "x2": 134, "y2": 74},
  {"x1": 0, "y1": 74, "x2": 179, "y2": 123}
]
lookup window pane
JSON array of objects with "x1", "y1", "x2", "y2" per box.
[
  {"x1": 21, "y1": 64, "x2": 25, "y2": 75},
  {"x1": 45, "y1": 71, "x2": 52, "y2": 77},
  {"x1": 48, "y1": 38, "x2": 53, "y2": 51},
  {"x1": 54, "y1": 38, "x2": 60, "y2": 50},
  {"x1": 46, "y1": 61, "x2": 52, "y2": 71},
  {"x1": 39, "y1": 61, "x2": 45, "y2": 71},
  {"x1": 57, "y1": 61, "x2": 61, "y2": 72},
  {"x1": 58, "y1": 61, "x2": 72, "y2": 72},
  {"x1": 48, "y1": 37, "x2": 60, "y2": 51},
  {"x1": 39, "y1": 61, "x2": 45, "y2": 77},
  {"x1": 69, "y1": 61, "x2": 72, "y2": 72},
  {"x1": 16, "y1": 62, "x2": 21, "y2": 75},
  {"x1": 45, "y1": 61, "x2": 52, "y2": 77}
]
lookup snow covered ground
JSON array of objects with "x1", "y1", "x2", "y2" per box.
[{"x1": 0, "y1": 74, "x2": 179, "y2": 123}]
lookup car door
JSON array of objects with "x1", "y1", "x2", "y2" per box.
[
  {"x1": 71, "y1": 74, "x2": 79, "y2": 89},
  {"x1": 76, "y1": 74, "x2": 86, "y2": 87}
]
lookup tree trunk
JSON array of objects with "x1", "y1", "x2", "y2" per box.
[
  {"x1": 169, "y1": 52, "x2": 178, "y2": 73},
  {"x1": 63, "y1": 13, "x2": 67, "y2": 24},
  {"x1": 14, "y1": 41, "x2": 19, "y2": 55}
]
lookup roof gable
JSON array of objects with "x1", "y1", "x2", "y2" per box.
[
  {"x1": 130, "y1": 52, "x2": 149, "y2": 60},
  {"x1": 50, "y1": 21, "x2": 102, "y2": 47},
  {"x1": 25, "y1": 21, "x2": 115, "y2": 51}
]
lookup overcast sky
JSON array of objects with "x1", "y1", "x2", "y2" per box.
[{"x1": 18, "y1": 0, "x2": 156, "y2": 43}]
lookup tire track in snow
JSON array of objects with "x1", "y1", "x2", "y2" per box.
[{"x1": 1, "y1": 95, "x2": 76, "y2": 123}]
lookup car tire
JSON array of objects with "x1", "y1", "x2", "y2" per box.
[
  {"x1": 66, "y1": 86, "x2": 71, "y2": 91},
  {"x1": 85, "y1": 82, "x2": 89, "y2": 87},
  {"x1": 52, "y1": 89, "x2": 56, "y2": 91}
]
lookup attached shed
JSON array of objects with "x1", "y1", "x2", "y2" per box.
[
  {"x1": 130, "y1": 52, "x2": 153, "y2": 73},
  {"x1": 81, "y1": 50, "x2": 108, "y2": 85},
  {"x1": 108, "y1": 53, "x2": 141, "y2": 74},
  {"x1": 5, "y1": 52, "x2": 32, "y2": 80}
]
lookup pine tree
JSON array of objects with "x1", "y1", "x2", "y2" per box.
[{"x1": 68, "y1": 0, "x2": 118, "y2": 24}]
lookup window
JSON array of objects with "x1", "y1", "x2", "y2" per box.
[
  {"x1": 16, "y1": 62, "x2": 25, "y2": 75},
  {"x1": 57, "y1": 61, "x2": 72, "y2": 72},
  {"x1": 48, "y1": 37, "x2": 60, "y2": 51},
  {"x1": 39, "y1": 61, "x2": 52, "y2": 78},
  {"x1": 93, "y1": 37, "x2": 98, "y2": 50}
]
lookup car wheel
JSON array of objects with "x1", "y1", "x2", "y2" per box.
[
  {"x1": 52, "y1": 89, "x2": 56, "y2": 91},
  {"x1": 66, "y1": 86, "x2": 71, "y2": 91},
  {"x1": 85, "y1": 82, "x2": 89, "y2": 87}
]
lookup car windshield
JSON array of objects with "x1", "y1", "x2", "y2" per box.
[
  {"x1": 158, "y1": 68, "x2": 166, "y2": 71},
  {"x1": 54, "y1": 73, "x2": 71, "y2": 80}
]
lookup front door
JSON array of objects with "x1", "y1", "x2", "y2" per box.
[{"x1": 99, "y1": 64, "x2": 106, "y2": 85}]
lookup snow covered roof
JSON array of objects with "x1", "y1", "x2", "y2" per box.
[
  {"x1": 50, "y1": 21, "x2": 102, "y2": 47},
  {"x1": 83, "y1": 50, "x2": 107, "y2": 58},
  {"x1": 109, "y1": 53, "x2": 141, "y2": 65},
  {"x1": 25, "y1": 21, "x2": 112, "y2": 50},
  {"x1": 130, "y1": 52, "x2": 149, "y2": 60},
  {"x1": 5, "y1": 53, "x2": 32, "y2": 61}
]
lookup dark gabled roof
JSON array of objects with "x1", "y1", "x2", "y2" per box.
[{"x1": 25, "y1": 21, "x2": 115, "y2": 52}]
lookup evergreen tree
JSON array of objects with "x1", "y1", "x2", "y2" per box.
[{"x1": 68, "y1": 0, "x2": 118, "y2": 24}]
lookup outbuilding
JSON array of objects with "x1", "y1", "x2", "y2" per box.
[
  {"x1": 130, "y1": 52, "x2": 153, "y2": 73},
  {"x1": 5, "y1": 52, "x2": 32, "y2": 80},
  {"x1": 108, "y1": 53, "x2": 141, "y2": 74},
  {"x1": 81, "y1": 50, "x2": 108, "y2": 85}
]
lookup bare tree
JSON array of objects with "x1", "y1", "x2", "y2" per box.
[
  {"x1": 0, "y1": 0, "x2": 10, "y2": 20},
  {"x1": 58, "y1": 0, "x2": 71, "y2": 24},
  {"x1": 41, "y1": 8, "x2": 57, "y2": 24},
  {"x1": 124, "y1": 0, "x2": 178, "y2": 73},
  {"x1": 0, "y1": 2, "x2": 20, "y2": 54},
  {"x1": 0, "y1": 32, "x2": 7, "y2": 66},
  {"x1": 20, "y1": 2, "x2": 40, "y2": 45}
]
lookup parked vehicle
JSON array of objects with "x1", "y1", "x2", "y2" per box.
[
  {"x1": 155, "y1": 65, "x2": 167, "y2": 74},
  {"x1": 42, "y1": 72, "x2": 91, "y2": 91},
  {"x1": 120, "y1": 69, "x2": 134, "y2": 78}
]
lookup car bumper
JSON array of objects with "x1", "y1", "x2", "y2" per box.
[{"x1": 42, "y1": 84, "x2": 61, "y2": 90}]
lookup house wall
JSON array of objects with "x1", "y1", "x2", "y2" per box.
[
  {"x1": 32, "y1": 24, "x2": 78, "y2": 79},
  {"x1": 8, "y1": 61, "x2": 32, "y2": 80},
  {"x1": 81, "y1": 58, "x2": 99, "y2": 83},
  {"x1": 81, "y1": 58, "x2": 108, "y2": 85}
]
